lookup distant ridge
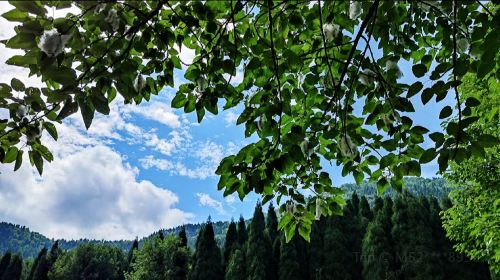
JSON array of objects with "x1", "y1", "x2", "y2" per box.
[{"x1": 0, "y1": 177, "x2": 449, "y2": 258}]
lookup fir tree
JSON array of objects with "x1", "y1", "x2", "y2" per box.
[
  {"x1": 223, "y1": 220, "x2": 238, "y2": 268},
  {"x1": 159, "y1": 230, "x2": 165, "y2": 241},
  {"x1": 308, "y1": 219, "x2": 326, "y2": 280},
  {"x1": 1, "y1": 254, "x2": 22, "y2": 280},
  {"x1": 349, "y1": 193, "x2": 360, "y2": 216},
  {"x1": 225, "y1": 249, "x2": 245, "y2": 280},
  {"x1": 246, "y1": 202, "x2": 271, "y2": 280},
  {"x1": 189, "y1": 221, "x2": 223, "y2": 280},
  {"x1": 179, "y1": 226, "x2": 188, "y2": 247},
  {"x1": 0, "y1": 253, "x2": 11, "y2": 279},
  {"x1": 237, "y1": 216, "x2": 247, "y2": 246}
]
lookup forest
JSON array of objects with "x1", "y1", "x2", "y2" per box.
[{"x1": 0, "y1": 190, "x2": 494, "y2": 280}]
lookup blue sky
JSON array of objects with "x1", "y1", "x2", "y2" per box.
[{"x1": 0, "y1": 3, "x2": 453, "y2": 240}]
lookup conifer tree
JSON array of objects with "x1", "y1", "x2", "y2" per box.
[
  {"x1": 237, "y1": 216, "x2": 247, "y2": 246},
  {"x1": 1, "y1": 254, "x2": 22, "y2": 280},
  {"x1": 28, "y1": 248, "x2": 46, "y2": 280},
  {"x1": 189, "y1": 221, "x2": 223, "y2": 280},
  {"x1": 373, "y1": 197, "x2": 384, "y2": 214},
  {"x1": 223, "y1": 220, "x2": 238, "y2": 268},
  {"x1": 159, "y1": 231, "x2": 165, "y2": 241},
  {"x1": 225, "y1": 249, "x2": 245, "y2": 280},
  {"x1": 278, "y1": 234, "x2": 301, "y2": 280},
  {"x1": 308, "y1": 219, "x2": 326, "y2": 280},
  {"x1": 246, "y1": 202, "x2": 270, "y2": 280},
  {"x1": 362, "y1": 198, "x2": 397, "y2": 280},
  {"x1": 359, "y1": 196, "x2": 373, "y2": 221},
  {"x1": 127, "y1": 238, "x2": 139, "y2": 272},
  {"x1": 266, "y1": 204, "x2": 278, "y2": 244},
  {"x1": 48, "y1": 241, "x2": 61, "y2": 265},
  {"x1": 349, "y1": 193, "x2": 360, "y2": 216},
  {"x1": 322, "y1": 215, "x2": 353, "y2": 278},
  {"x1": 179, "y1": 226, "x2": 188, "y2": 248},
  {"x1": 270, "y1": 237, "x2": 281, "y2": 280},
  {"x1": 0, "y1": 253, "x2": 11, "y2": 279}
]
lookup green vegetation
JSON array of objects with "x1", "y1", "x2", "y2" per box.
[
  {"x1": 442, "y1": 73, "x2": 500, "y2": 273},
  {"x1": 0, "y1": 0, "x2": 498, "y2": 239},
  {"x1": 0, "y1": 192, "x2": 495, "y2": 280}
]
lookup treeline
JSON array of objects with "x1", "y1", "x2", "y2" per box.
[
  {"x1": 0, "y1": 193, "x2": 492, "y2": 280},
  {"x1": 0, "y1": 221, "x2": 229, "y2": 259}
]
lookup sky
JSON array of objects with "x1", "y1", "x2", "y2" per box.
[{"x1": 0, "y1": 3, "x2": 452, "y2": 240}]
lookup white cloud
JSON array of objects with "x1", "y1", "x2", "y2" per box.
[
  {"x1": 123, "y1": 101, "x2": 181, "y2": 129},
  {"x1": 196, "y1": 193, "x2": 226, "y2": 215},
  {"x1": 139, "y1": 140, "x2": 225, "y2": 180},
  {"x1": 225, "y1": 194, "x2": 237, "y2": 205},
  {"x1": 0, "y1": 145, "x2": 192, "y2": 240},
  {"x1": 224, "y1": 111, "x2": 239, "y2": 126}
]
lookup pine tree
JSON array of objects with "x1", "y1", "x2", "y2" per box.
[
  {"x1": 189, "y1": 221, "x2": 223, "y2": 280},
  {"x1": 270, "y1": 237, "x2": 281, "y2": 280},
  {"x1": 223, "y1": 220, "x2": 238, "y2": 268},
  {"x1": 159, "y1": 230, "x2": 165, "y2": 241},
  {"x1": 0, "y1": 253, "x2": 11, "y2": 279},
  {"x1": 278, "y1": 234, "x2": 301, "y2": 280},
  {"x1": 237, "y1": 216, "x2": 247, "y2": 246},
  {"x1": 179, "y1": 226, "x2": 188, "y2": 247},
  {"x1": 1, "y1": 254, "x2": 22, "y2": 280},
  {"x1": 225, "y1": 249, "x2": 245, "y2": 280},
  {"x1": 246, "y1": 202, "x2": 271, "y2": 280}
]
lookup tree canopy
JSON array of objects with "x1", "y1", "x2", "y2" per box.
[{"x1": 0, "y1": 0, "x2": 499, "y2": 239}]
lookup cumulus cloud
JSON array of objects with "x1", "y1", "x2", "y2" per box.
[
  {"x1": 0, "y1": 146, "x2": 192, "y2": 240},
  {"x1": 196, "y1": 193, "x2": 226, "y2": 215}
]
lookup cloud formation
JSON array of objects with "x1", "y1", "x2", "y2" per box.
[{"x1": 0, "y1": 146, "x2": 192, "y2": 240}]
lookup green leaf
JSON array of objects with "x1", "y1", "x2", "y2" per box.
[
  {"x1": 14, "y1": 150, "x2": 23, "y2": 171},
  {"x1": 10, "y1": 78, "x2": 25, "y2": 91},
  {"x1": 2, "y1": 9, "x2": 29, "y2": 22},
  {"x1": 407, "y1": 81, "x2": 423, "y2": 98},
  {"x1": 5, "y1": 32, "x2": 37, "y2": 49},
  {"x1": 43, "y1": 122, "x2": 58, "y2": 140},
  {"x1": 419, "y1": 148, "x2": 437, "y2": 164},
  {"x1": 439, "y1": 106, "x2": 452, "y2": 119},
  {"x1": 298, "y1": 224, "x2": 311, "y2": 242},
  {"x1": 3, "y1": 147, "x2": 18, "y2": 163},
  {"x1": 10, "y1": 1, "x2": 47, "y2": 16},
  {"x1": 476, "y1": 134, "x2": 500, "y2": 148},
  {"x1": 78, "y1": 98, "x2": 95, "y2": 129},
  {"x1": 412, "y1": 64, "x2": 427, "y2": 78},
  {"x1": 278, "y1": 213, "x2": 293, "y2": 230},
  {"x1": 29, "y1": 150, "x2": 43, "y2": 175},
  {"x1": 405, "y1": 160, "x2": 421, "y2": 176},
  {"x1": 43, "y1": 67, "x2": 77, "y2": 86},
  {"x1": 465, "y1": 97, "x2": 480, "y2": 107},
  {"x1": 56, "y1": 98, "x2": 78, "y2": 121},
  {"x1": 171, "y1": 93, "x2": 187, "y2": 108}
]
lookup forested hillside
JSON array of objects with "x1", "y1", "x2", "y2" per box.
[
  {"x1": 0, "y1": 193, "x2": 493, "y2": 280},
  {"x1": 0, "y1": 177, "x2": 448, "y2": 259}
]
